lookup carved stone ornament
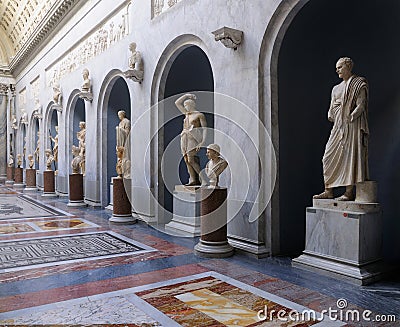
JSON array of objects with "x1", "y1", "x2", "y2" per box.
[
  {"x1": 79, "y1": 91, "x2": 93, "y2": 102},
  {"x1": 0, "y1": 83, "x2": 8, "y2": 95},
  {"x1": 212, "y1": 26, "x2": 243, "y2": 50},
  {"x1": 32, "y1": 99, "x2": 43, "y2": 119},
  {"x1": 51, "y1": 83, "x2": 63, "y2": 112}
]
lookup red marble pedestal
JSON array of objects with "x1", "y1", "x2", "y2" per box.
[
  {"x1": 42, "y1": 170, "x2": 57, "y2": 197},
  {"x1": 68, "y1": 174, "x2": 86, "y2": 207},
  {"x1": 5, "y1": 166, "x2": 14, "y2": 185},
  {"x1": 110, "y1": 177, "x2": 136, "y2": 223},
  {"x1": 25, "y1": 169, "x2": 37, "y2": 191},
  {"x1": 13, "y1": 167, "x2": 25, "y2": 189},
  {"x1": 194, "y1": 187, "x2": 234, "y2": 258}
]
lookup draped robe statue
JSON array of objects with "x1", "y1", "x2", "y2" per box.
[{"x1": 314, "y1": 57, "x2": 369, "y2": 201}]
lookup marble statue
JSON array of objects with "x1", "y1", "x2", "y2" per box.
[
  {"x1": 28, "y1": 154, "x2": 34, "y2": 169},
  {"x1": 8, "y1": 154, "x2": 13, "y2": 167},
  {"x1": 11, "y1": 115, "x2": 17, "y2": 129},
  {"x1": 81, "y1": 68, "x2": 91, "y2": 92},
  {"x1": 45, "y1": 149, "x2": 54, "y2": 171},
  {"x1": 314, "y1": 57, "x2": 369, "y2": 201},
  {"x1": 126, "y1": 42, "x2": 144, "y2": 82},
  {"x1": 71, "y1": 145, "x2": 82, "y2": 174},
  {"x1": 203, "y1": 144, "x2": 228, "y2": 187},
  {"x1": 52, "y1": 83, "x2": 62, "y2": 105},
  {"x1": 32, "y1": 99, "x2": 43, "y2": 119},
  {"x1": 17, "y1": 154, "x2": 22, "y2": 168},
  {"x1": 116, "y1": 110, "x2": 131, "y2": 148},
  {"x1": 175, "y1": 93, "x2": 207, "y2": 186},
  {"x1": 50, "y1": 126, "x2": 59, "y2": 162},
  {"x1": 34, "y1": 132, "x2": 40, "y2": 163},
  {"x1": 116, "y1": 146, "x2": 124, "y2": 177},
  {"x1": 77, "y1": 121, "x2": 86, "y2": 175},
  {"x1": 20, "y1": 109, "x2": 28, "y2": 125}
]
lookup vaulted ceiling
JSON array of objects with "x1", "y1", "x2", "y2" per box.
[{"x1": 0, "y1": 0, "x2": 81, "y2": 76}]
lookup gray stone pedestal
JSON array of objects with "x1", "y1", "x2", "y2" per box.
[
  {"x1": 165, "y1": 185, "x2": 201, "y2": 236},
  {"x1": 6, "y1": 166, "x2": 14, "y2": 186},
  {"x1": 194, "y1": 187, "x2": 234, "y2": 258},
  {"x1": 292, "y1": 199, "x2": 383, "y2": 285}
]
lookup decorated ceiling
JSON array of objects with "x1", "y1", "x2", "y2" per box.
[{"x1": 0, "y1": 0, "x2": 80, "y2": 75}]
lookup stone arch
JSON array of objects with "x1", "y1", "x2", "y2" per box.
[
  {"x1": 97, "y1": 69, "x2": 132, "y2": 207},
  {"x1": 259, "y1": 0, "x2": 311, "y2": 255},
  {"x1": 150, "y1": 34, "x2": 215, "y2": 223}
]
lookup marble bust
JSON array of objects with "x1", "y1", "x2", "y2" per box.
[
  {"x1": 20, "y1": 109, "x2": 28, "y2": 125},
  {"x1": 28, "y1": 154, "x2": 34, "y2": 169},
  {"x1": 126, "y1": 42, "x2": 144, "y2": 83},
  {"x1": 8, "y1": 154, "x2": 13, "y2": 167},
  {"x1": 175, "y1": 93, "x2": 207, "y2": 186},
  {"x1": 16, "y1": 154, "x2": 22, "y2": 168},
  {"x1": 203, "y1": 144, "x2": 228, "y2": 187},
  {"x1": 45, "y1": 149, "x2": 54, "y2": 171},
  {"x1": 32, "y1": 99, "x2": 43, "y2": 119},
  {"x1": 53, "y1": 83, "x2": 62, "y2": 105},
  {"x1": 81, "y1": 68, "x2": 91, "y2": 92},
  {"x1": 71, "y1": 145, "x2": 82, "y2": 174},
  {"x1": 314, "y1": 57, "x2": 369, "y2": 201}
]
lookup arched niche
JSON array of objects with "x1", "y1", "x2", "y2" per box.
[
  {"x1": 153, "y1": 38, "x2": 214, "y2": 224},
  {"x1": 97, "y1": 70, "x2": 131, "y2": 207},
  {"x1": 261, "y1": 0, "x2": 400, "y2": 261}
]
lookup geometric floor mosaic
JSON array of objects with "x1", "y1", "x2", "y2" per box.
[
  {"x1": 0, "y1": 195, "x2": 70, "y2": 219},
  {"x1": 0, "y1": 218, "x2": 99, "y2": 235},
  {"x1": 0, "y1": 272, "x2": 345, "y2": 326},
  {"x1": 0, "y1": 231, "x2": 156, "y2": 272}
]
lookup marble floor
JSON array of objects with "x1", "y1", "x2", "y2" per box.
[{"x1": 0, "y1": 185, "x2": 399, "y2": 327}]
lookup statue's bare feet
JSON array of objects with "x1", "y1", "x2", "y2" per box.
[
  {"x1": 313, "y1": 191, "x2": 334, "y2": 199},
  {"x1": 335, "y1": 193, "x2": 354, "y2": 201}
]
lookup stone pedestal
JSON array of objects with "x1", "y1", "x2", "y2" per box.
[
  {"x1": 5, "y1": 166, "x2": 14, "y2": 185},
  {"x1": 68, "y1": 174, "x2": 86, "y2": 207},
  {"x1": 292, "y1": 199, "x2": 383, "y2": 285},
  {"x1": 24, "y1": 169, "x2": 37, "y2": 191},
  {"x1": 110, "y1": 177, "x2": 136, "y2": 223},
  {"x1": 105, "y1": 178, "x2": 114, "y2": 211},
  {"x1": 42, "y1": 170, "x2": 57, "y2": 197},
  {"x1": 13, "y1": 167, "x2": 25, "y2": 189},
  {"x1": 194, "y1": 187, "x2": 234, "y2": 258},
  {"x1": 165, "y1": 185, "x2": 201, "y2": 236}
]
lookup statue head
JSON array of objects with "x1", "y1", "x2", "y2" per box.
[
  {"x1": 28, "y1": 154, "x2": 33, "y2": 160},
  {"x1": 79, "y1": 121, "x2": 86, "y2": 129},
  {"x1": 45, "y1": 149, "x2": 51, "y2": 156},
  {"x1": 82, "y1": 68, "x2": 89, "y2": 78},
  {"x1": 129, "y1": 42, "x2": 137, "y2": 52},
  {"x1": 206, "y1": 144, "x2": 220, "y2": 160},
  {"x1": 336, "y1": 57, "x2": 353, "y2": 80},
  {"x1": 118, "y1": 110, "x2": 126, "y2": 120},
  {"x1": 183, "y1": 99, "x2": 196, "y2": 112},
  {"x1": 71, "y1": 145, "x2": 79, "y2": 156}
]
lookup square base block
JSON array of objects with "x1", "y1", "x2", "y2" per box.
[
  {"x1": 293, "y1": 200, "x2": 383, "y2": 285},
  {"x1": 165, "y1": 186, "x2": 201, "y2": 236}
]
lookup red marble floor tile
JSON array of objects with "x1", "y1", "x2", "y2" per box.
[{"x1": 0, "y1": 263, "x2": 210, "y2": 313}]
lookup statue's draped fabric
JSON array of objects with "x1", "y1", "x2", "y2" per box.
[{"x1": 323, "y1": 75, "x2": 369, "y2": 188}]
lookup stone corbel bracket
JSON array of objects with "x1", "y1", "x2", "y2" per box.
[
  {"x1": 212, "y1": 26, "x2": 243, "y2": 50},
  {"x1": 124, "y1": 69, "x2": 144, "y2": 84},
  {"x1": 51, "y1": 104, "x2": 63, "y2": 112},
  {"x1": 79, "y1": 91, "x2": 93, "y2": 102}
]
